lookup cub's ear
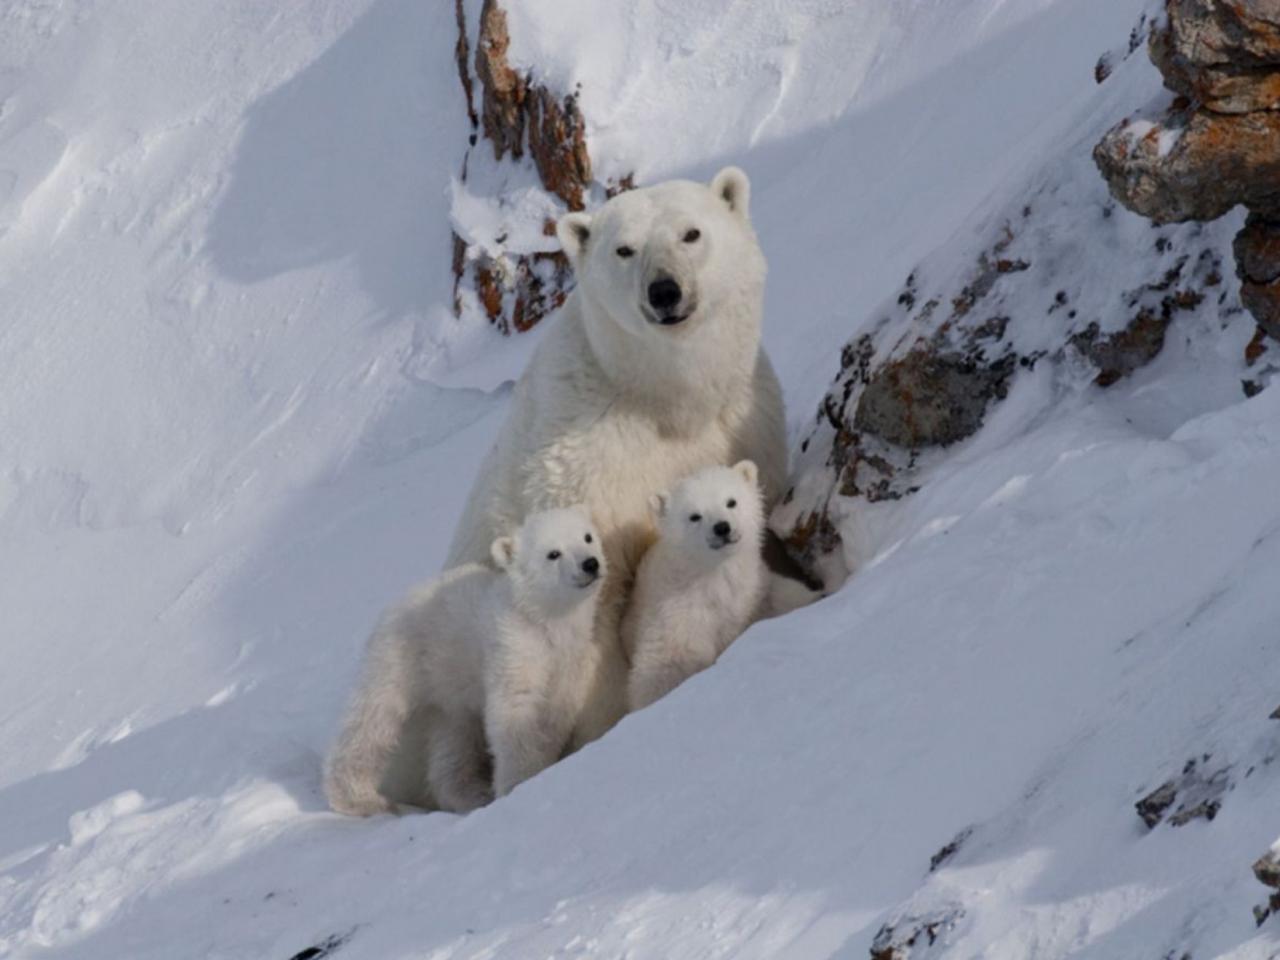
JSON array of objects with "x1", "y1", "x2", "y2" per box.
[
  {"x1": 710, "y1": 166, "x2": 750, "y2": 220},
  {"x1": 732, "y1": 459, "x2": 759, "y2": 488},
  {"x1": 556, "y1": 212, "x2": 593, "y2": 265},
  {"x1": 649, "y1": 492, "x2": 669, "y2": 519},
  {"x1": 490, "y1": 536, "x2": 518, "y2": 570}
]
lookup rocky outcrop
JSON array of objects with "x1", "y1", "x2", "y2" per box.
[
  {"x1": 1237, "y1": 212, "x2": 1280, "y2": 338},
  {"x1": 776, "y1": 198, "x2": 1230, "y2": 577},
  {"x1": 1095, "y1": 0, "x2": 1280, "y2": 342},
  {"x1": 473, "y1": 0, "x2": 592, "y2": 209},
  {"x1": 1094, "y1": 104, "x2": 1280, "y2": 222},
  {"x1": 452, "y1": 0, "x2": 625, "y2": 335},
  {"x1": 1151, "y1": 0, "x2": 1280, "y2": 113},
  {"x1": 853, "y1": 349, "x2": 1016, "y2": 449},
  {"x1": 869, "y1": 905, "x2": 965, "y2": 960},
  {"x1": 1135, "y1": 754, "x2": 1231, "y2": 829}
]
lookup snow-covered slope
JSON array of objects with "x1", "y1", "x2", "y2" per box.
[{"x1": 2, "y1": 1, "x2": 1278, "y2": 958}]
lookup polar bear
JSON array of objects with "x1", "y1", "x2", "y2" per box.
[
  {"x1": 624, "y1": 461, "x2": 767, "y2": 711},
  {"x1": 446, "y1": 167, "x2": 788, "y2": 745},
  {"x1": 325, "y1": 507, "x2": 605, "y2": 816}
]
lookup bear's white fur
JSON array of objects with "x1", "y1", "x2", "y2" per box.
[
  {"x1": 325, "y1": 507, "x2": 605, "y2": 816},
  {"x1": 624, "y1": 461, "x2": 767, "y2": 711},
  {"x1": 446, "y1": 167, "x2": 787, "y2": 745}
]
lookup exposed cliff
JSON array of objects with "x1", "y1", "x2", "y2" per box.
[{"x1": 1096, "y1": 0, "x2": 1280, "y2": 342}]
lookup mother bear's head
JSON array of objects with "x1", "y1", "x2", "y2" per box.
[{"x1": 555, "y1": 167, "x2": 766, "y2": 345}]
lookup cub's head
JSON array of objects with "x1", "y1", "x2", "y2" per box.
[
  {"x1": 491, "y1": 506, "x2": 605, "y2": 612},
  {"x1": 651, "y1": 460, "x2": 763, "y2": 565},
  {"x1": 556, "y1": 167, "x2": 764, "y2": 337}
]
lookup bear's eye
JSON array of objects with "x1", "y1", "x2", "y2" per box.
[
  {"x1": 584, "y1": 533, "x2": 593, "y2": 543},
  {"x1": 616, "y1": 245, "x2": 635, "y2": 258},
  {"x1": 727, "y1": 499, "x2": 737, "y2": 509},
  {"x1": 547, "y1": 550, "x2": 561, "y2": 561},
  {"x1": 683, "y1": 228, "x2": 701, "y2": 243},
  {"x1": 689, "y1": 513, "x2": 702, "y2": 523}
]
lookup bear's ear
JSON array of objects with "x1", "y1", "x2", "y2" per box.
[
  {"x1": 649, "y1": 492, "x2": 669, "y2": 519},
  {"x1": 710, "y1": 166, "x2": 750, "y2": 221},
  {"x1": 490, "y1": 536, "x2": 518, "y2": 570},
  {"x1": 556, "y1": 212, "x2": 593, "y2": 265},
  {"x1": 732, "y1": 459, "x2": 758, "y2": 488}
]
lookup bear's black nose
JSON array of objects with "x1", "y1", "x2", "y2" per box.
[
  {"x1": 648, "y1": 277, "x2": 682, "y2": 310},
  {"x1": 581, "y1": 557, "x2": 600, "y2": 574},
  {"x1": 713, "y1": 521, "x2": 731, "y2": 538}
]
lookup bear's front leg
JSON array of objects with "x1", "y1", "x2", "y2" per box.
[
  {"x1": 425, "y1": 711, "x2": 494, "y2": 813},
  {"x1": 627, "y1": 632, "x2": 718, "y2": 712},
  {"x1": 569, "y1": 581, "x2": 630, "y2": 749},
  {"x1": 485, "y1": 654, "x2": 570, "y2": 797}
]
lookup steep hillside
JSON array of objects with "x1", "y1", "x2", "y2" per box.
[{"x1": 1, "y1": 1, "x2": 1278, "y2": 958}]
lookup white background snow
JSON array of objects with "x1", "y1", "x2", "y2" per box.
[{"x1": 2, "y1": 0, "x2": 1278, "y2": 957}]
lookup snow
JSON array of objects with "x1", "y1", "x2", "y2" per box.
[{"x1": 3, "y1": 0, "x2": 1279, "y2": 958}]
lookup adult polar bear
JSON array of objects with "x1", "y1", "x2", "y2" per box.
[{"x1": 447, "y1": 167, "x2": 787, "y2": 745}]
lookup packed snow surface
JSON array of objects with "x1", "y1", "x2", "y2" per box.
[{"x1": 2, "y1": 0, "x2": 1278, "y2": 957}]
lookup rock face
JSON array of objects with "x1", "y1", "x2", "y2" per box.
[
  {"x1": 473, "y1": 0, "x2": 592, "y2": 210},
  {"x1": 1095, "y1": 0, "x2": 1280, "y2": 341},
  {"x1": 1236, "y1": 213, "x2": 1280, "y2": 338},
  {"x1": 869, "y1": 905, "x2": 965, "y2": 960},
  {"x1": 1094, "y1": 104, "x2": 1280, "y2": 222},
  {"x1": 853, "y1": 349, "x2": 1015, "y2": 449},
  {"x1": 776, "y1": 191, "x2": 1231, "y2": 578},
  {"x1": 1134, "y1": 754, "x2": 1232, "y2": 830},
  {"x1": 452, "y1": 0, "x2": 622, "y2": 335},
  {"x1": 1152, "y1": 0, "x2": 1280, "y2": 113}
]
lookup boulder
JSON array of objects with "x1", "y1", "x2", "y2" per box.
[{"x1": 1094, "y1": 103, "x2": 1280, "y2": 222}]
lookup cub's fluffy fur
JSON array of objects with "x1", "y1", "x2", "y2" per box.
[
  {"x1": 325, "y1": 507, "x2": 605, "y2": 815},
  {"x1": 624, "y1": 461, "x2": 766, "y2": 711}
]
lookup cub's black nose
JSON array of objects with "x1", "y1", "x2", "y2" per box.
[
  {"x1": 713, "y1": 521, "x2": 731, "y2": 538},
  {"x1": 582, "y1": 557, "x2": 600, "y2": 574},
  {"x1": 647, "y1": 277, "x2": 682, "y2": 310}
]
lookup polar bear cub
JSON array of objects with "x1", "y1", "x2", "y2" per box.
[
  {"x1": 624, "y1": 461, "x2": 766, "y2": 711},
  {"x1": 325, "y1": 506, "x2": 606, "y2": 816}
]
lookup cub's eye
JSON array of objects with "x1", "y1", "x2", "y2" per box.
[
  {"x1": 584, "y1": 533, "x2": 593, "y2": 543},
  {"x1": 547, "y1": 550, "x2": 561, "y2": 561},
  {"x1": 682, "y1": 228, "x2": 701, "y2": 243},
  {"x1": 727, "y1": 499, "x2": 737, "y2": 508},
  {"x1": 689, "y1": 513, "x2": 702, "y2": 523},
  {"x1": 616, "y1": 245, "x2": 635, "y2": 258}
]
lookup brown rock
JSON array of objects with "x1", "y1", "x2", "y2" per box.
[
  {"x1": 853, "y1": 349, "x2": 1015, "y2": 449},
  {"x1": 1245, "y1": 325, "x2": 1270, "y2": 364},
  {"x1": 472, "y1": 0, "x2": 592, "y2": 209},
  {"x1": 870, "y1": 906, "x2": 965, "y2": 960},
  {"x1": 1094, "y1": 102, "x2": 1280, "y2": 222},
  {"x1": 1164, "y1": 0, "x2": 1280, "y2": 72},
  {"x1": 1242, "y1": 278, "x2": 1280, "y2": 338},
  {"x1": 1071, "y1": 311, "x2": 1172, "y2": 387},
  {"x1": 1255, "y1": 848, "x2": 1280, "y2": 889},
  {"x1": 1235, "y1": 214, "x2": 1280, "y2": 283},
  {"x1": 455, "y1": 0, "x2": 602, "y2": 332},
  {"x1": 1151, "y1": 1, "x2": 1280, "y2": 113},
  {"x1": 1154, "y1": 33, "x2": 1280, "y2": 112},
  {"x1": 475, "y1": 0, "x2": 527, "y2": 162},
  {"x1": 526, "y1": 87, "x2": 591, "y2": 211},
  {"x1": 1136, "y1": 780, "x2": 1178, "y2": 829}
]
